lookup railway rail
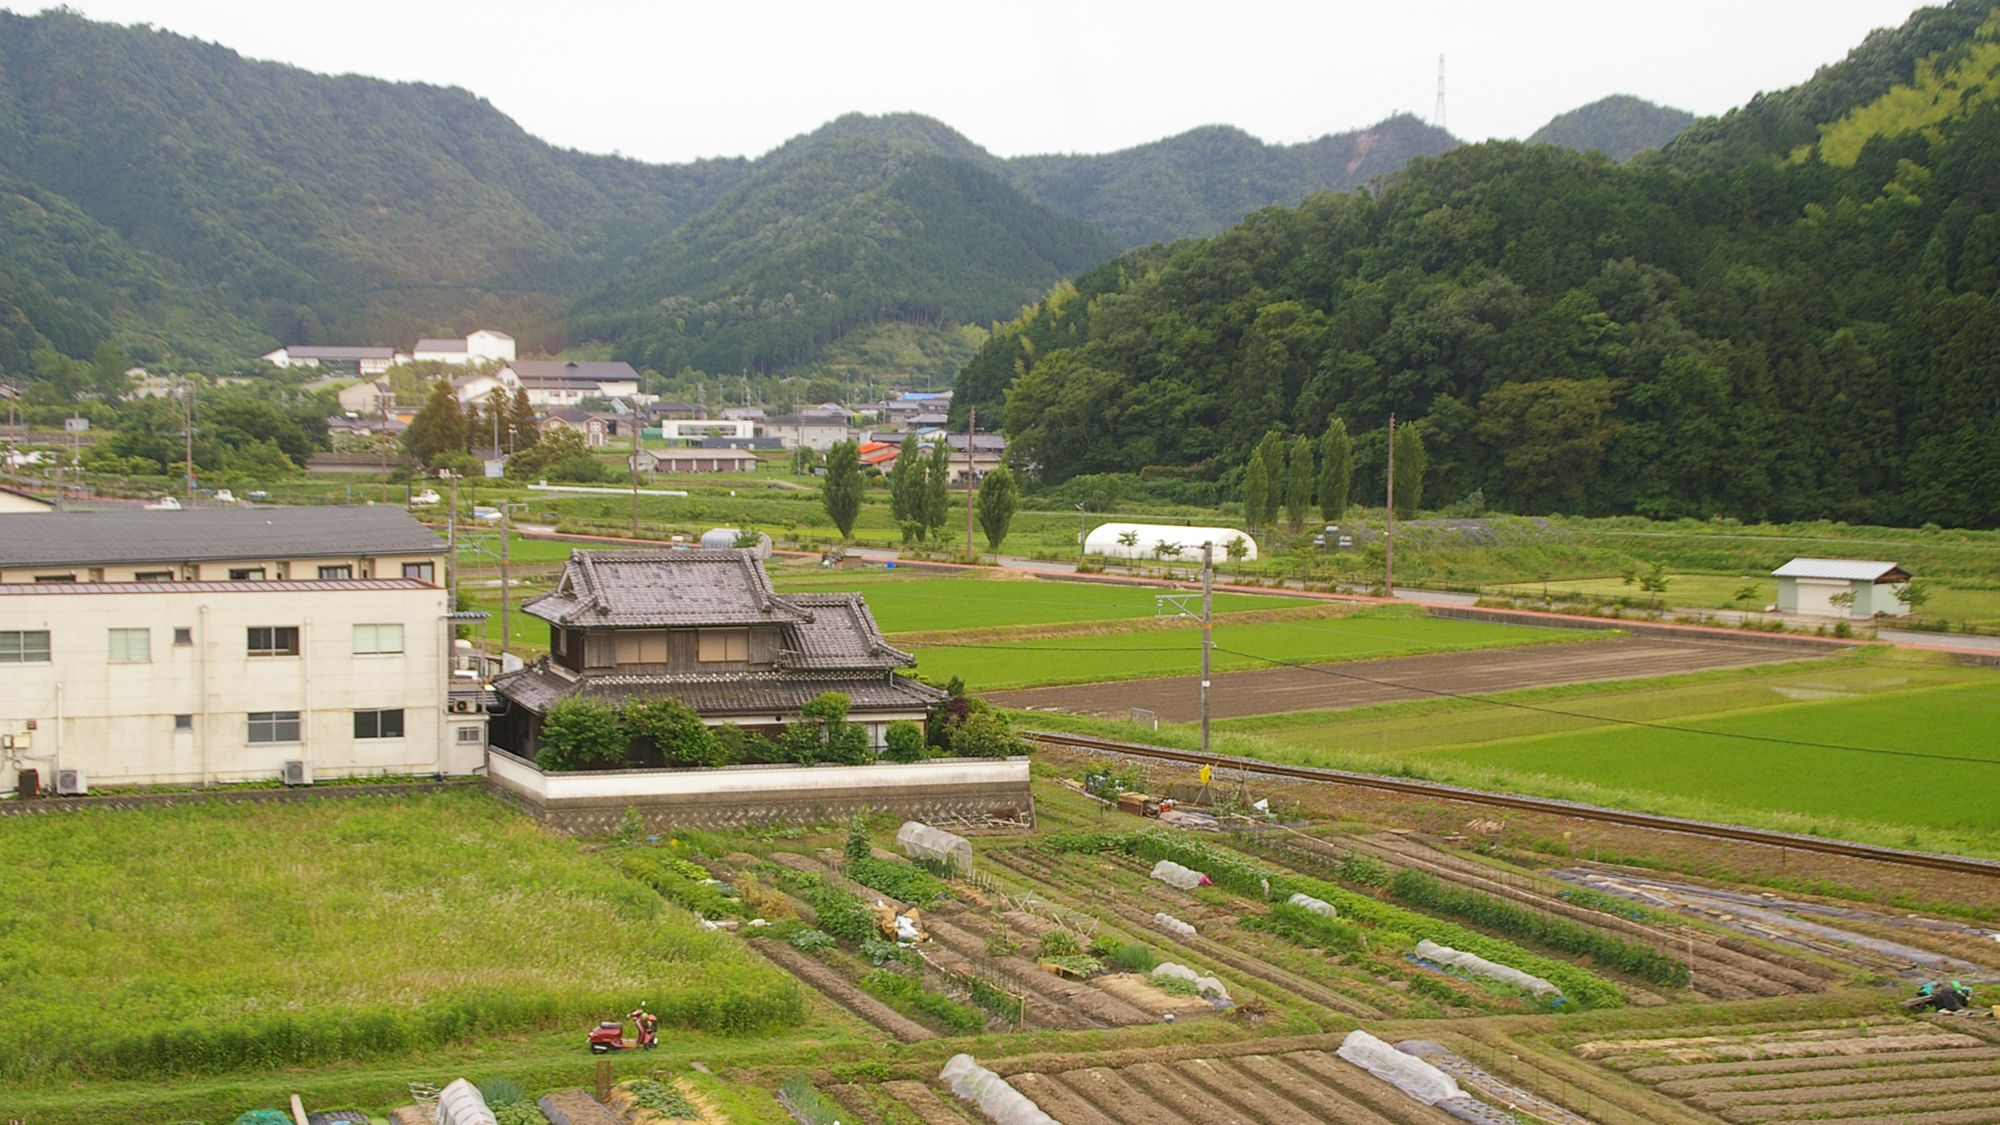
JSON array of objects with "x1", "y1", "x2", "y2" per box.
[{"x1": 1032, "y1": 729, "x2": 2000, "y2": 880}]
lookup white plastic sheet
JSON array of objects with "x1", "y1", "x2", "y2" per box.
[
  {"x1": 1151, "y1": 962, "x2": 1229, "y2": 1000},
  {"x1": 940, "y1": 1053, "x2": 1061, "y2": 1125},
  {"x1": 1288, "y1": 892, "x2": 1337, "y2": 917},
  {"x1": 1415, "y1": 939, "x2": 1559, "y2": 998},
  {"x1": 897, "y1": 821, "x2": 973, "y2": 873},
  {"x1": 1149, "y1": 860, "x2": 1206, "y2": 890},
  {"x1": 1153, "y1": 911, "x2": 1197, "y2": 938},
  {"x1": 436, "y1": 1079, "x2": 496, "y2": 1125},
  {"x1": 1336, "y1": 1029, "x2": 1466, "y2": 1106}
]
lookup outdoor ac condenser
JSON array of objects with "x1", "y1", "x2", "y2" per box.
[
  {"x1": 283, "y1": 760, "x2": 312, "y2": 787},
  {"x1": 54, "y1": 768, "x2": 86, "y2": 796},
  {"x1": 448, "y1": 698, "x2": 478, "y2": 714}
]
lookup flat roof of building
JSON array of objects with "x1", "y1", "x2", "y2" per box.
[
  {"x1": 0, "y1": 578, "x2": 434, "y2": 595},
  {"x1": 1772, "y1": 557, "x2": 1909, "y2": 581},
  {"x1": 0, "y1": 507, "x2": 446, "y2": 569}
]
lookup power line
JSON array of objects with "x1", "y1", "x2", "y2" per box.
[{"x1": 1206, "y1": 643, "x2": 2000, "y2": 767}]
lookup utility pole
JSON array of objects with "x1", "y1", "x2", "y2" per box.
[
  {"x1": 1435, "y1": 54, "x2": 1447, "y2": 131},
  {"x1": 1201, "y1": 541, "x2": 1213, "y2": 756},
  {"x1": 1076, "y1": 503, "x2": 1087, "y2": 568},
  {"x1": 183, "y1": 377, "x2": 195, "y2": 503},
  {"x1": 964, "y1": 406, "x2": 976, "y2": 558},
  {"x1": 446, "y1": 470, "x2": 460, "y2": 607},
  {"x1": 379, "y1": 391, "x2": 390, "y2": 504},
  {"x1": 1385, "y1": 412, "x2": 1396, "y2": 597},
  {"x1": 629, "y1": 408, "x2": 641, "y2": 539},
  {"x1": 499, "y1": 503, "x2": 516, "y2": 655}
]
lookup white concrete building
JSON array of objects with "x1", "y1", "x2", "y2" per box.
[
  {"x1": 262, "y1": 346, "x2": 406, "y2": 376},
  {"x1": 1773, "y1": 558, "x2": 1912, "y2": 617},
  {"x1": 413, "y1": 329, "x2": 516, "y2": 366},
  {"x1": 501, "y1": 360, "x2": 641, "y2": 407},
  {"x1": 0, "y1": 578, "x2": 485, "y2": 791}
]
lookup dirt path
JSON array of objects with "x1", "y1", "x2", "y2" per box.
[
  {"x1": 990, "y1": 635, "x2": 1815, "y2": 719},
  {"x1": 747, "y1": 937, "x2": 935, "y2": 1042}
]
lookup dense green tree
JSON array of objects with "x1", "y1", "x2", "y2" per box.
[
  {"x1": 778, "y1": 692, "x2": 871, "y2": 766},
  {"x1": 890, "y1": 433, "x2": 923, "y2": 541},
  {"x1": 403, "y1": 380, "x2": 469, "y2": 466},
  {"x1": 1391, "y1": 423, "x2": 1429, "y2": 518},
  {"x1": 976, "y1": 462, "x2": 1018, "y2": 550},
  {"x1": 820, "y1": 440, "x2": 863, "y2": 538},
  {"x1": 920, "y1": 441, "x2": 953, "y2": 541},
  {"x1": 621, "y1": 697, "x2": 724, "y2": 768},
  {"x1": 1241, "y1": 447, "x2": 1272, "y2": 530},
  {"x1": 1284, "y1": 433, "x2": 1314, "y2": 528},
  {"x1": 536, "y1": 697, "x2": 626, "y2": 771},
  {"x1": 1318, "y1": 418, "x2": 1353, "y2": 520},
  {"x1": 1474, "y1": 379, "x2": 1623, "y2": 512}
]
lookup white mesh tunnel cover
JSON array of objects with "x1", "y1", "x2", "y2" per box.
[
  {"x1": 940, "y1": 1054, "x2": 1061, "y2": 1125},
  {"x1": 1415, "y1": 939, "x2": 1559, "y2": 997},
  {"x1": 897, "y1": 822, "x2": 973, "y2": 873},
  {"x1": 1337, "y1": 1029, "x2": 1466, "y2": 1106},
  {"x1": 1149, "y1": 860, "x2": 1205, "y2": 890},
  {"x1": 436, "y1": 1079, "x2": 496, "y2": 1125},
  {"x1": 1288, "y1": 892, "x2": 1337, "y2": 917},
  {"x1": 1151, "y1": 962, "x2": 1230, "y2": 1000},
  {"x1": 1153, "y1": 911, "x2": 1197, "y2": 937}
]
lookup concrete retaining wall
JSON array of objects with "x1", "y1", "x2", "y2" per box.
[{"x1": 485, "y1": 749, "x2": 1034, "y2": 836}]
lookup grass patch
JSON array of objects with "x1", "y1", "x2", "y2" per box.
[
  {"x1": 770, "y1": 573, "x2": 1312, "y2": 632},
  {"x1": 0, "y1": 791, "x2": 802, "y2": 1082}
]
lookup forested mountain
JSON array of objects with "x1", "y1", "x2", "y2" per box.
[
  {"x1": 571, "y1": 118, "x2": 1123, "y2": 378},
  {"x1": 1005, "y1": 116, "x2": 1457, "y2": 245},
  {"x1": 955, "y1": 0, "x2": 2000, "y2": 528},
  {"x1": 1527, "y1": 96, "x2": 1693, "y2": 162}
]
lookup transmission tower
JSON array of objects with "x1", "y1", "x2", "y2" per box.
[{"x1": 1434, "y1": 54, "x2": 1446, "y2": 131}]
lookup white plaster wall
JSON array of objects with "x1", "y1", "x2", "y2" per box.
[{"x1": 489, "y1": 750, "x2": 1027, "y2": 804}]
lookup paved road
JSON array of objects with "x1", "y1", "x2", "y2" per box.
[
  {"x1": 986, "y1": 634, "x2": 1826, "y2": 722},
  {"x1": 1877, "y1": 628, "x2": 2000, "y2": 654}
]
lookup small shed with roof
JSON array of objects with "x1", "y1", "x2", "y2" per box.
[{"x1": 1772, "y1": 557, "x2": 1912, "y2": 617}]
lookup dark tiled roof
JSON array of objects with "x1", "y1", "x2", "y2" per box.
[
  {"x1": 0, "y1": 507, "x2": 445, "y2": 569},
  {"x1": 524, "y1": 549, "x2": 811, "y2": 628},
  {"x1": 415, "y1": 338, "x2": 468, "y2": 352},
  {"x1": 282, "y1": 346, "x2": 397, "y2": 360},
  {"x1": 507, "y1": 360, "x2": 639, "y2": 382},
  {"x1": 780, "y1": 593, "x2": 914, "y2": 670},
  {"x1": 495, "y1": 661, "x2": 945, "y2": 715}
]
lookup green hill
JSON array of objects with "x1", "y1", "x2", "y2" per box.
[
  {"x1": 1527, "y1": 96, "x2": 1694, "y2": 162},
  {"x1": 1006, "y1": 116, "x2": 1458, "y2": 246},
  {"x1": 954, "y1": 0, "x2": 2000, "y2": 528}
]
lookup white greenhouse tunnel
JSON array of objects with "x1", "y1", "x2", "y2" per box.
[{"x1": 1082, "y1": 522, "x2": 1258, "y2": 562}]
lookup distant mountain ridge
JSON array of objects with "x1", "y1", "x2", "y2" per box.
[{"x1": 1528, "y1": 96, "x2": 1694, "y2": 162}]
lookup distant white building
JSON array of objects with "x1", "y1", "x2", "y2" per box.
[
  {"x1": 1084, "y1": 523, "x2": 1258, "y2": 562},
  {"x1": 504, "y1": 360, "x2": 641, "y2": 407},
  {"x1": 413, "y1": 329, "x2": 516, "y2": 366},
  {"x1": 1772, "y1": 558, "x2": 1912, "y2": 617},
  {"x1": 263, "y1": 346, "x2": 407, "y2": 377}
]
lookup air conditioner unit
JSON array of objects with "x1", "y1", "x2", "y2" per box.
[
  {"x1": 283, "y1": 760, "x2": 312, "y2": 787},
  {"x1": 8, "y1": 732, "x2": 28, "y2": 752},
  {"x1": 448, "y1": 698, "x2": 479, "y2": 714},
  {"x1": 55, "y1": 767, "x2": 86, "y2": 796}
]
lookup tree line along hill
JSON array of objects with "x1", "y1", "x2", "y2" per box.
[
  {"x1": 0, "y1": 6, "x2": 1704, "y2": 391},
  {"x1": 950, "y1": 0, "x2": 2000, "y2": 529}
]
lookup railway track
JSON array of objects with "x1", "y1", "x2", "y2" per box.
[{"x1": 1032, "y1": 730, "x2": 2000, "y2": 880}]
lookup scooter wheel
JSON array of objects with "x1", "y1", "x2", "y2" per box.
[
  {"x1": 590, "y1": 1044, "x2": 610, "y2": 1054},
  {"x1": 644, "y1": 1042, "x2": 657, "y2": 1050}
]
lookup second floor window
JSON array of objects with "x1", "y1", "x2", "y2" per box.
[
  {"x1": 247, "y1": 711, "x2": 300, "y2": 743},
  {"x1": 354, "y1": 709, "x2": 405, "y2": 739},
  {"x1": 353, "y1": 624, "x2": 404, "y2": 655},
  {"x1": 107, "y1": 628, "x2": 150, "y2": 662},
  {"x1": 696, "y1": 628, "x2": 750, "y2": 663},
  {"x1": 247, "y1": 626, "x2": 299, "y2": 656},
  {"x1": 403, "y1": 562, "x2": 435, "y2": 582},
  {"x1": 318, "y1": 565, "x2": 352, "y2": 579},
  {"x1": 0, "y1": 630, "x2": 50, "y2": 663}
]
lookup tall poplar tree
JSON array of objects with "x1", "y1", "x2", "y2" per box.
[
  {"x1": 976, "y1": 462, "x2": 1018, "y2": 550},
  {"x1": 921, "y1": 441, "x2": 953, "y2": 541},
  {"x1": 1242, "y1": 446, "x2": 1271, "y2": 530},
  {"x1": 1285, "y1": 433, "x2": 1314, "y2": 528},
  {"x1": 1319, "y1": 418, "x2": 1352, "y2": 521},
  {"x1": 820, "y1": 439, "x2": 862, "y2": 538},
  {"x1": 1392, "y1": 424, "x2": 1429, "y2": 518},
  {"x1": 1253, "y1": 430, "x2": 1288, "y2": 526}
]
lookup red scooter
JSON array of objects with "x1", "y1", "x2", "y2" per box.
[{"x1": 586, "y1": 1006, "x2": 659, "y2": 1053}]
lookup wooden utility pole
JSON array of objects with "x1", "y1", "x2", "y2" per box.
[
  {"x1": 964, "y1": 406, "x2": 976, "y2": 557},
  {"x1": 1200, "y1": 541, "x2": 1213, "y2": 756},
  {"x1": 445, "y1": 471, "x2": 460, "y2": 607},
  {"x1": 499, "y1": 504, "x2": 513, "y2": 655},
  {"x1": 629, "y1": 410, "x2": 641, "y2": 538},
  {"x1": 1384, "y1": 412, "x2": 1396, "y2": 597},
  {"x1": 183, "y1": 378, "x2": 195, "y2": 503},
  {"x1": 378, "y1": 391, "x2": 391, "y2": 503}
]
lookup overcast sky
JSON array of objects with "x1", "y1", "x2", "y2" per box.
[{"x1": 65, "y1": 0, "x2": 1927, "y2": 164}]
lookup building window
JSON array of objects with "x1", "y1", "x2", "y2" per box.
[
  {"x1": 352, "y1": 623, "x2": 405, "y2": 655},
  {"x1": 173, "y1": 627, "x2": 193, "y2": 646},
  {"x1": 108, "y1": 628, "x2": 150, "y2": 662},
  {"x1": 174, "y1": 714, "x2": 193, "y2": 731},
  {"x1": 615, "y1": 630, "x2": 670, "y2": 665},
  {"x1": 0, "y1": 631, "x2": 51, "y2": 663},
  {"x1": 318, "y1": 565, "x2": 352, "y2": 580},
  {"x1": 696, "y1": 628, "x2": 750, "y2": 663},
  {"x1": 456, "y1": 725, "x2": 482, "y2": 744},
  {"x1": 248, "y1": 711, "x2": 300, "y2": 743},
  {"x1": 402, "y1": 562, "x2": 436, "y2": 583},
  {"x1": 247, "y1": 626, "x2": 300, "y2": 656},
  {"x1": 228, "y1": 567, "x2": 266, "y2": 581},
  {"x1": 32, "y1": 574, "x2": 75, "y2": 583},
  {"x1": 134, "y1": 571, "x2": 174, "y2": 582},
  {"x1": 354, "y1": 709, "x2": 405, "y2": 739}
]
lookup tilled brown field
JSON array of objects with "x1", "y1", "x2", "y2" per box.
[{"x1": 988, "y1": 634, "x2": 1817, "y2": 719}]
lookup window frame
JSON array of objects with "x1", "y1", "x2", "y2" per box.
[
  {"x1": 133, "y1": 571, "x2": 174, "y2": 582},
  {"x1": 317, "y1": 564, "x2": 353, "y2": 580},
  {"x1": 173, "y1": 627, "x2": 194, "y2": 646},
  {"x1": 696, "y1": 627, "x2": 751, "y2": 663},
  {"x1": 353, "y1": 708, "x2": 406, "y2": 740},
  {"x1": 107, "y1": 628, "x2": 150, "y2": 663},
  {"x1": 228, "y1": 567, "x2": 267, "y2": 581},
  {"x1": 615, "y1": 629, "x2": 670, "y2": 665},
  {"x1": 247, "y1": 711, "x2": 301, "y2": 743},
  {"x1": 352, "y1": 623, "x2": 405, "y2": 655},
  {"x1": 174, "y1": 714, "x2": 194, "y2": 731},
  {"x1": 455, "y1": 725, "x2": 483, "y2": 744},
  {"x1": 247, "y1": 626, "x2": 300, "y2": 657},
  {"x1": 0, "y1": 630, "x2": 51, "y2": 663},
  {"x1": 402, "y1": 562, "x2": 436, "y2": 583}
]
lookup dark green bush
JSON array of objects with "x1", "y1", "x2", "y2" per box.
[
  {"x1": 1388, "y1": 870, "x2": 1690, "y2": 989},
  {"x1": 846, "y1": 855, "x2": 948, "y2": 903},
  {"x1": 859, "y1": 970, "x2": 983, "y2": 1034}
]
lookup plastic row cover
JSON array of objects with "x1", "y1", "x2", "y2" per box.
[
  {"x1": 1288, "y1": 892, "x2": 1337, "y2": 917},
  {"x1": 1150, "y1": 860, "x2": 1207, "y2": 890},
  {"x1": 897, "y1": 821, "x2": 973, "y2": 873},
  {"x1": 1415, "y1": 939, "x2": 1559, "y2": 998},
  {"x1": 1153, "y1": 911, "x2": 1197, "y2": 938},
  {"x1": 1152, "y1": 962, "x2": 1229, "y2": 1000},
  {"x1": 436, "y1": 1079, "x2": 496, "y2": 1125},
  {"x1": 940, "y1": 1053, "x2": 1061, "y2": 1125},
  {"x1": 1336, "y1": 1029, "x2": 1466, "y2": 1106}
]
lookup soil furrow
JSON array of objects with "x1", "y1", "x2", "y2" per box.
[
  {"x1": 1008, "y1": 1072, "x2": 1127, "y2": 1125},
  {"x1": 1232, "y1": 1054, "x2": 1409, "y2": 1125},
  {"x1": 1723, "y1": 1095, "x2": 2000, "y2": 1124},
  {"x1": 879, "y1": 1080, "x2": 980, "y2": 1125},
  {"x1": 924, "y1": 916, "x2": 1147, "y2": 1027},
  {"x1": 1172, "y1": 1056, "x2": 1333, "y2": 1125},
  {"x1": 1278, "y1": 1049, "x2": 1468, "y2": 1125},
  {"x1": 1660, "y1": 1057, "x2": 2000, "y2": 1095},
  {"x1": 1692, "y1": 1073, "x2": 2000, "y2": 1109},
  {"x1": 1051, "y1": 1066, "x2": 1191, "y2": 1125},
  {"x1": 747, "y1": 937, "x2": 935, "y2": 1042},
  {"x1": 1121, "y1": 1060, "x2": 1264, "y2": 1125}
]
